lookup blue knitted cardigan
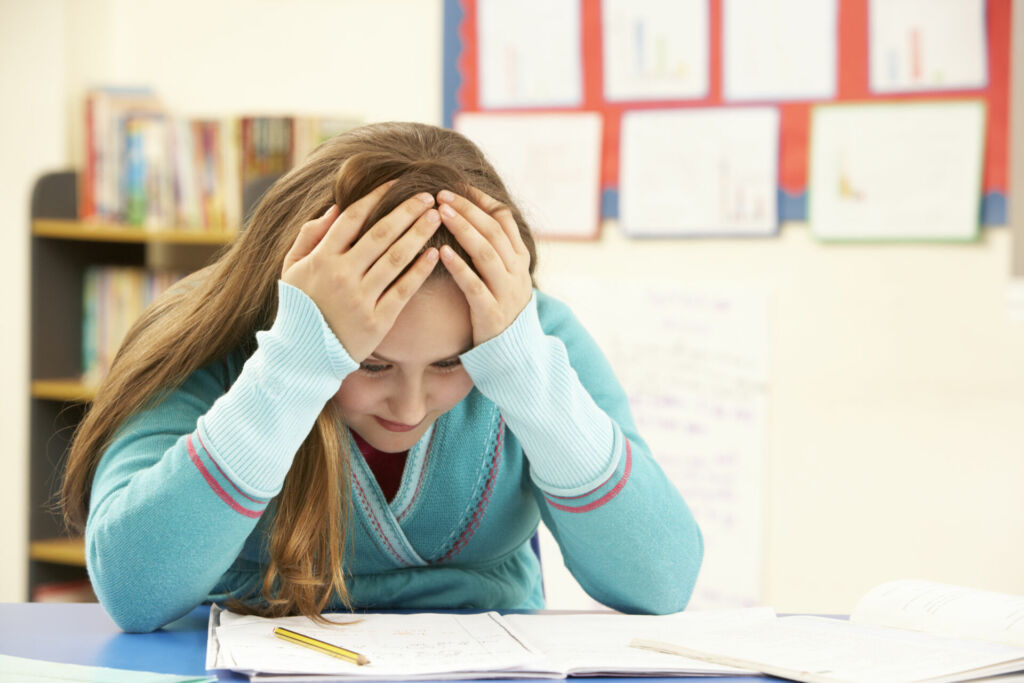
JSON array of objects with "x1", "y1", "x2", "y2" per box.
[{"x1": 87, "y1": 283, "x2": 703, "y2": 632}]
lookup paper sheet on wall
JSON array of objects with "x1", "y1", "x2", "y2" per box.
[
  {"x1": 544, "y1": 275, "x2": 770, "y2": 609},
  {"x1": 808, "y1": 100, "x2": 985, "y2": 241},
  {"x1": 477, "y1": 0, "x2": 582, "y2": 108},
  {"x1": 869, "y1": 0, "x2": 988, "y2": 93},
  {"x1": 1007, "y1": 281, "x2": 1024, "y2": 323},
  {"x1": 601, "y1": 0, "x2": 709, "y2": 101},
  {"x1": 723, "y1": 0, "x2": 837, "y2": 101},
  {"x1": 454, "y1": 112, "x2": 602, "y2": 239},
  {"x1": 619, "y1": 107, "x2": 779, "y2": 237}
]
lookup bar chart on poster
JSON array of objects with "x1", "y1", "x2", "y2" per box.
[{"x1": 444, "y1": 0, "x2": 1010, "y2": 233}]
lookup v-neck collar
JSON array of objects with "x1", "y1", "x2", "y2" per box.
[
  {"x1": 349, "y1": 424, "x2": 434, "y2": 568},
  {"x1": 346, "y1": 393, "x2": 505, "y2": 570}
]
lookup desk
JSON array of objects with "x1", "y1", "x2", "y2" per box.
[{"x1": 0, "y1": 602, "x2": 769, "y2": 682}]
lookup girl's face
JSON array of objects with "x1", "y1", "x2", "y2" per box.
[{"x1": 333, "y1": 277, "x2": 475, "y2": 453}]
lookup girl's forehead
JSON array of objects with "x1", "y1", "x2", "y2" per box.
[{"x1": 370, "y1": 279, "x2": 473, "y2": 364}]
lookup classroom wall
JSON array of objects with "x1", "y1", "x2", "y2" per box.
[
  {"x1": 2, "y1": 0, "x2": 1022, "y2": 612},
  {"x1": 539, "y1": 224, "x2": 1024, "y2": 612},
  {"x1": 0, "y1": 0, "x2": 69, "y2": 603}
]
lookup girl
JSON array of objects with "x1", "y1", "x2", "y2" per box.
[{"x1": 61, "y1": 122, "x2": 703, "y2": 633}]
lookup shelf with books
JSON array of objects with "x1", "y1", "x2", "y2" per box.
[
  {"x1": 27, "y1": 170, "x2": 232, "y2": 602},
  {"x1": 30, "y1": 378, "x2": 97, "y2": 403},
  {"x1": 28, "y1": 537, "x2": 86, "y2": 567},
  {"x1": 80, "y1": 86, "x2": 360, "y2": 233},
  {"x1": 33, "y1": 219, "x2": 237, "y2": 245},
  {"x1": 26, "y1": 90, "x2": 326, "y2": 601}
]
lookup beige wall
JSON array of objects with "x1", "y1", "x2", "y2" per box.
[
  {"x1": 2, "y1": 0, "x2": 1021, "y2": 613},
  {"x1": 0, "y1": 0, "x2": 69, "y2": 603}
]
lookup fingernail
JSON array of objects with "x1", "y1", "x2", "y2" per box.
[
  {"x1": 417, "y1": 192, "x2": 434, "y2": 205},
  {"x1": 426, "y1": 208, "x2": 440, "y2": 224},
  {"x1": 441, "y1": 204, "x2": 456, "y2": 218},
  {"x1": 438, "y1": 190, "x2": 456, "y2": 203},
  {"x1": 426, "y1": 248, "x2": 439, "y2": 263},
  {"x1": 440, "y1": 245, "x2": 455, "y2": 260}
]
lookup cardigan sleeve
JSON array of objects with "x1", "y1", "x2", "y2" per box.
[
  {"x1": 86, "y1": 282, "x2": 357, "y2": 632},
  {"x1": 460, "y1": 291, "x2": 703, "y2": 614}
]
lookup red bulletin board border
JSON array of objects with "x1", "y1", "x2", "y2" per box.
[{"x1": 443, "y1": 0, "x2": 1011, "y2": 226}]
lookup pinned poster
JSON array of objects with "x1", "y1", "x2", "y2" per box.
[
  {"x1": 808, "y1": 101, "x2": 986, "y2": 241},
  {"x1": 601, "y1": 0, "x2": 709, "y2": 102},
  {"x1": 454, "y1": 112, "x2": 603, "y2": 239},
  {"x1": 869, "y1": 0, "x2": 988, "y2": 93},
  {"x1": 477, "y1": 0, "x2": 583, "y2": 108},
  {"x1": 544, "y1": 274, "x2": 770, "y2": 610},
  {"x1": 619, "y1": 107, "x2": 779, "y2": 237},
  {"x1": 723, "y1": 0, "x2": 838, "y2": 101}
]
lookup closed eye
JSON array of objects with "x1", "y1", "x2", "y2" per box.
[
  {"x1": 432, "y1": 358, "x2": 463, "y2": 372},
  {"x1": 358, "y1": 362, "x2": 391, "y2": 374},
  {"x1": 358, "y1": 359, "x2": 462, "y2": 374}
]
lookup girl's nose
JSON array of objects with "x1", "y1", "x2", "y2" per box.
[{"x1": 389, "y1": 380, "x2": 428, "y2": 426}]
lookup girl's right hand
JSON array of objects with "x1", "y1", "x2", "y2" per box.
[{"x1": 281, "y1": 182, "x2": 442, "y2": 362}]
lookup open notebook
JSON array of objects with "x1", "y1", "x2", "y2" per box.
[
  {"x1": 206, "y1": 605, "x2": 771, "y2": 681},
  {"x1": 633, "y1": 579, "x2": 1024, "y2": 683}
]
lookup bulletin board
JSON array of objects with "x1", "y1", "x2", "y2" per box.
[{"x1": 442, "y1": 0, "x2": 1011, "y2": 227}]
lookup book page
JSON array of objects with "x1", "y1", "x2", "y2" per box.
[
  {"x1": 852, "y1": 580, "x2": 1024, "y2": 648},
  {"x1": 634, "y1": 615, "x2": 1024, "y2": 683},
  {"x1": 504, "y1": 609, "x2": 772, "y2": 675},
  {"x1": 209, "y1": 609, "x2": 545, "y2": 679}
]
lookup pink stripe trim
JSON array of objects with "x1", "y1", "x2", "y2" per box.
[
  {"x1": 352, "y1": 470, "x2": 408, "y2": 566},
  {"x1": 441, "y1": 417, "x2": 504, "y2": 562},
  {"x1": 397, "y1": 429, "x2": 435, "y2": 522},
  {"x1": 187, "y1": 435, "x2": 263, "y2": 519},
  {"x1": 195, "y1": 431, "x2": 269, "y2": 505},
  {"x1": 545, "y1": 465, "x2": 619, "y2": 500},
  {"x1": 544, "y1": 440, "x2": 632, "y2": 514}
]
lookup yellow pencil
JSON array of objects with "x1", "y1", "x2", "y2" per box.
[{"x1": 273, "y1": 626, "x2": 371, "y2": 666}]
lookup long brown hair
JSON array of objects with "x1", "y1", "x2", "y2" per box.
[{"x1": 61, "y1": 122, "x2": 537, "y2": 618}]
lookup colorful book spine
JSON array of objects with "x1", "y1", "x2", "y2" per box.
[
  {"x1": 81, "y1": 267, "x2": 185, "y2": 383},
  {"x1": 123, "y1": 117, "x2": 146, "y2": 226},
  {"x1": 80, "y1": 88, "x2": 362, "y2": 232}
]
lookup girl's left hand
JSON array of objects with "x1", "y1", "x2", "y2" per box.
[{"x1": 437, "y1": 187, "x2": 533, "y2": 346}]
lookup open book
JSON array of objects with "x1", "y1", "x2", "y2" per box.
[
  {"x1": 633, "y1": 579, "x2": 1024, "y2": 683},
  {"x1": 206, "y1": 604, "x2": 772, "y2": 681}
]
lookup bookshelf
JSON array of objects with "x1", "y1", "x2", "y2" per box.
[
  {"x1": 33, "y1": 219, "x2": 236, "y2": 245},
  {"x1": 30, "y1": 379, "x2": 97, "y2": 403},
  {"x1": 27, "y1": 171, "x2": 243, "y2": 600}
]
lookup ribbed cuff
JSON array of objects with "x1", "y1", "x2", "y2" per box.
[
  {"x1": 198, "y1": 281, "x2": 359, "y2": 497},
  {"x1": 461, "y1": 292, "x2": 617, "y2": 494}
]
